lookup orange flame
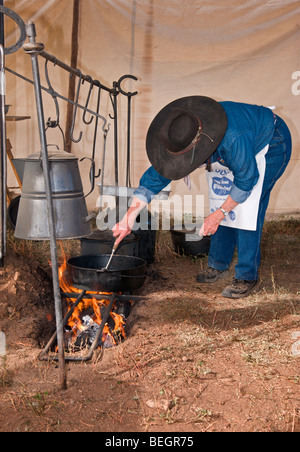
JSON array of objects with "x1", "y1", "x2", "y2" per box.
[{"x1": 58, "y1": 243, "x2": 127, "y2": 348}]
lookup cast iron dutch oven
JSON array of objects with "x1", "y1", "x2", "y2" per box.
[
  {"x1": 66, "y1": 254, "x2": 147, "y2": 293},
  {"x1": 170, "y1": 226, "x2": 211, "y2": 257}
]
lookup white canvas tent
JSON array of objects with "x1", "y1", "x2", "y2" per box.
[{"x1": 3, "y1": 0, "x2": 300, "y2": 216}]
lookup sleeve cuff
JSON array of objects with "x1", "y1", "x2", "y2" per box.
[
  {"x1": 133, "y1": 186, "x2": 156, "y2": 204},
  {"x1": 229, "y1": 184, "x2": 252, "y2": 203}
]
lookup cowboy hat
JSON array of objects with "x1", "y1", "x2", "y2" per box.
[{"x1": 146, "y1": 96, "x2": 228, "y2": 180}]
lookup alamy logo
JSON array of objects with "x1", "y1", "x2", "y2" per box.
[
  {"x1": 0, "y1": 332, "x2": 5, "y2": 357},
  {"x1": 291, "y1": 332, "x2": 300, "y2": 357},
  {"x1": 291, "y1": 71, "x2": 300, "y2": 96},
  {"x1": 96, "y1": 193, "x2": 206, "y2": 232}
]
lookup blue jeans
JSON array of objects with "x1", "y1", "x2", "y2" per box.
[{"x1": 208, "y1": 115, "x2": 292, "y2": 281}]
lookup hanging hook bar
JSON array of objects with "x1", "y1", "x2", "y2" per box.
[
  {"x1": 70, "y1": 69, "x2": 83, "y2": 143},
  {"x1": 5, "y1": 65, "x2": 109, "y2": 131},
  {"x1": 40, "y1": 49, "x2": 114, "y2": 94}
]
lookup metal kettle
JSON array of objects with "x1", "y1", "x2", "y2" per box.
[{"x1": 14, "y1": 148, "x2": 92, "y2": 240}]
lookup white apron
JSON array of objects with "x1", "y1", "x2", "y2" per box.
[{"x1": 206, "y1": 145, "x2": 269, "y2": 231}]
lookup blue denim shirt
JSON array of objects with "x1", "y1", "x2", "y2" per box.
[{"x1": 134, "y1": 101, "x2": 276, "y2": 204}]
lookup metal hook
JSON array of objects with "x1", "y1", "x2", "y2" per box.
[
  {"x1": 108, "y1": 92, "x2": 117, "y2": 120},
  {"x1": 44, "y1": 60, "x2": 60, "y2": 127},
  {"x1": 91, "y1": 85, "x2": 102, "y2": 179},
  {"x1": 80, "y1": 157, "x2": 97, "y2": 198},
  {"x1": 70, "y1": 70, "x2": 83, "y2": 144},
  {"x1": 82, "y1": 77, "x2": 94, "y2": 125},
  {"x1": 44, "y1": 60, "x2": 66, "y2": 150},
  {"x1": 108, "y1": 81, "x2": 119, "y2": 120},
  {"x1": 117, "y1": 74, "x2": 138, "y2": 97}
]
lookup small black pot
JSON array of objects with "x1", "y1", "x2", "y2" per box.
[
  {"x1": 170, "y1": 226, "x2": 211, "y2": 257},
  {"x1": 81, "y1": 227, "x2": 156, "y2": 264},
  {"x1": 81, "y1": 230, "x2": 140, "y2": 258}
]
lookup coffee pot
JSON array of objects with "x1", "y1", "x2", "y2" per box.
[{"x1": 14, "y1": 148, "x2": 92, "y2": 240}]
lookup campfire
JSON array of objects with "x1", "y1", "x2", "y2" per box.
[
  {"x1": 39, "y1": 245, "x2": 146, "y2": 363},
  {"x1": 58, "y1": 248, "x2": 132, "y2": 352}
]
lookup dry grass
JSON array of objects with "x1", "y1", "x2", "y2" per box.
[
  {"x1": 6, "y1": 225, "x2": 81, "y2": 267},
  {"x1": 1, "y1": 216, "x2": 300, "y2": 432}
]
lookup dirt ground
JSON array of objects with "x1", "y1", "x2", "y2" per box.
[{"x1": 0, "y1": 218, "x2": 300, "y2": 433}]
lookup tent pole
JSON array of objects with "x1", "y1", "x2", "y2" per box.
[
  {"x1": 0, "y1": 45, "x2": 6, "y2": 269},
  {"x1": 65, "y1": 0, "x2": 80, "y2": 153},
  {"x1": 24, "y1": 23, "x2": 67, "y2": 390},
  {"x1": 0, "y1": 0, "x2": 4, "y2": 47},
  {"x1": 0, "y1": 1, "x2": 5, "y2": 268}
]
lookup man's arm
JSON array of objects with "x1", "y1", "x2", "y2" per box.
[{"x1": 113, "y1": 166, "x2": 171, "y2": 246}]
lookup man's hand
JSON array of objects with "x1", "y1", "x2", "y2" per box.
[
  {"x1": 112, "y1": 213, "x2": 135, "y2": 246},
  {"x1": 112, "y1": 197, "x2": 148, "y2": 247},
  {"x1": 200, "y1": 209, "x2": 225, "y2": 236},
  {"x1": 199, "y1": 196, "x2": 239, "y2": 237}
]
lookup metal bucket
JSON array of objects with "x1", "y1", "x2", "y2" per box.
[{"x1": 14, "y1": 149, "x2": 91, "y2": 240}]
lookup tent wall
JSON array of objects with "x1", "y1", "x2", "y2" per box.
[{"x1": 4, "y1": 0, "x2": 300, "y2": 216}]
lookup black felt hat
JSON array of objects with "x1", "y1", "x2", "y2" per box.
[{"x1": 146, "y1": 96, "x2": 228, "y2": 180}]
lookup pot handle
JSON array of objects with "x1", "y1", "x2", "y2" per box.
[
  {"x1": 38, "y1": 144, "x2": 61, "y2": 165},
  {"x1": 109, "y1": 273, "x2": 148, "y2": 280},
  {"x1": 85, "y1": 213, "x2": 96, "y2": 223},
  {"x1": 47, "y1": 144, "x2": 60, "y2": 150}
]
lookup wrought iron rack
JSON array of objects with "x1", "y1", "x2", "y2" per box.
[{"x1": 0, "y1": 6, "x2": 138, "y2": 389}]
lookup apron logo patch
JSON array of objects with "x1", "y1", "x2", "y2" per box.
[{"x1": 212, "y1": 176, "x2": 233, "y2": 196}]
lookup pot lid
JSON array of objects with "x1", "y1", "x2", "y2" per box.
[{"x1": 26, "y1": 149, "x2": 77, "y2": 161}]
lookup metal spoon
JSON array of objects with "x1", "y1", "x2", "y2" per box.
[{"x1": 102, "y1": 242, "x2": 119, "y2": 272}]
